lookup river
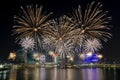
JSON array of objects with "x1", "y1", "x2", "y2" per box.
[{"x1": 0, "y1": 67, "x2": 120, "y2": 80}]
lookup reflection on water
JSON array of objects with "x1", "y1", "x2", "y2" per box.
[
  {"x1": 81, "y1": 68, "x2": 103, "y2": 80},
  {"x1": 0, "y1": 67, "x2": 120, "y2": 80},
  {"x1": 8, "y1": 69, "x2": 17, "y2": 80},
  {"x1": 0, "y1": 70, "x2": 9, "y2": 80}
]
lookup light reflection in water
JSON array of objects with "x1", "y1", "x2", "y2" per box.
[
  {"x1": 52, "y1": 67, "x2": 58, "y2": 80},
  {"x1": 0, "y1": 70, "x2": 9, "y2": 80},
  {"x1": 3, "y1": 67, "x2": 120, "y2": 80},
  {"x1": 113, "y1": 68, "x2": 116, "y2": 80},
  {"x1": 34, "y1": 67, "x2": 39, "y2": 80},
  {"x1": 51, "y1": 68, "x2": 76, "y2": 80},
  {"x1": 58, "y1": 69, "x2": 67, "y2": 80},
  {"x1": 24, "y1": 68, "x2": 29, "y2": 80},
  {"x1": 40, "y1": 68, "x2": 46, "y2": 80},
  {"x1": 66, "y1": 69, "x2": 75, "y2": 80},
  {"x1": 8, "y1": 69, "x2": 17, "y2": 80},
  {"x1": 81, "y1": 68, "x2": 103, "y2": 80}
]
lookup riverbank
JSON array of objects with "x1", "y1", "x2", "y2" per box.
[{"x1": 10, "y1": 63, "x2": 120, "y2": 69}]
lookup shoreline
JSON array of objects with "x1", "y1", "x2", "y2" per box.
[{"x1": 9, "y1": 63, "x2": 120, "y2": 69}]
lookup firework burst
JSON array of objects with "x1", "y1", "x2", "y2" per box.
[
  {"x1": 11, "y1": 2, "x2": 112, "y2": 61},
  {"x1": 44, "y1": 16, "x2": 77, "y2": 59},
  {"x1": 71, "y1": 1, "x2": 112, "y2": 42},
  {"x1": 19, "y1": 37, "x2": 35, "y2": 50},
  {"x1": 83, "y1": 38, "x2": 102, "y2": 53},
  {"x1": 12, "y1": 5, "x2": 52, "y2": 51}
]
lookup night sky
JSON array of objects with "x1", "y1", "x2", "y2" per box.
[{"x1": 0, "y1": 0, "x2": 120, "y2": 61}]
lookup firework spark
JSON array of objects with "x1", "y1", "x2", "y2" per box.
[
  {"x1": 55, "y1": 39, "x2": 74, "y2": 58},
  {"x1": 12, "y1": 5, "x2": 52, "y2": 51},
  {"x1": 45, "y1": 16, "x2": 77, "y2": 59},
  {"x1": 19, "y1": 37, "x2": 35, "y2": 50},
  {"x1": 71, "y1": 1, "x2": 112, "y2": 42},
  {"x1": 83, "y1": 38, "x2": 102, "y2": 53}
]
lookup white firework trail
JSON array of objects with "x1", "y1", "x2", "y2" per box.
[
  {"x1": 83, "y1": 38, "x2": 102, "y2": 53},
  {"x1": 42, "y1": 36, "x2": 55, "y2": 52},
  {"x1": 74, "y1": 34, "x2": 86, "y2": 53},
  {"x1": 55, "y1": 39, "x2": 74, "y2": 59},
  {"x1": 19, "y1": 37, "x2": 35, "y2": 50}
]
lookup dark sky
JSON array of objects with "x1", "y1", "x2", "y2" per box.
[{"x1": 0, "y1": 0, "x2": 120, "y2": 61}]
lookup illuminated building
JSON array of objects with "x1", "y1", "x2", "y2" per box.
[{"x1": 79, "y1": 52, "x2": 103, "y2": 63}]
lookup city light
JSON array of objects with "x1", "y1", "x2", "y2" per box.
[
  {"x1": 8, "y1": 52, "x2": 16, "y2": 60},
  {"x1": 79, "y1": 52, "x2": 103, "y2": 63}
]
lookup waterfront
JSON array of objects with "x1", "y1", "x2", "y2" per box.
[{"x1": 0, "y1": 67, "x2": 120, "y2": 80}]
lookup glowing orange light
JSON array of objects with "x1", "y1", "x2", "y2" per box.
[
  {"x1": 8, "y1": 52, "x2": 16, "y2": 60},
  {"x1": 34, "y1": 28, "x2": 38, "y2": 32},
  {"x1": 81, "y1": 29, "x2": 85, "y2": 34},
  {"x1": 59, "y1": 38, "x2": 62, "y2": 40}
]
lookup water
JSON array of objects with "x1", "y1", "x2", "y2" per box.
[{"x1": 0, "y1": 67, "x2": 120, "y2": 80}]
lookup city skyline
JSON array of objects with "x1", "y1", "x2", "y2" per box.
[{"x1": 0, "y1": 0, "x2": 120, "y2": 62}]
